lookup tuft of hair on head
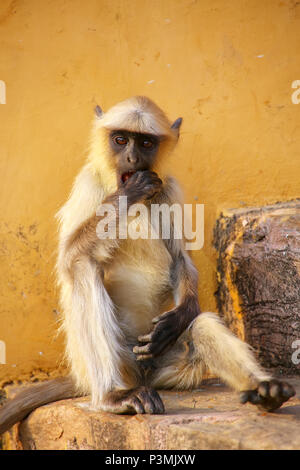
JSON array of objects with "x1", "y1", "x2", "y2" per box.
[{"x1": 96, "y1": 96, "x2": 179, "y2": 141}]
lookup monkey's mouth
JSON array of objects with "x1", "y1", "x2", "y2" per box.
[{"x1": 121, "y1": 170, "x2": 136, "y2": 183}]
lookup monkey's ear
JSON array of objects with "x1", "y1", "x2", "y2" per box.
[
  {"x1": 94, "y1": 105, "x2": 103, "y2": 118},
  {"x1": 171, "y1": 117, "x2": 183, "y2": 133}
]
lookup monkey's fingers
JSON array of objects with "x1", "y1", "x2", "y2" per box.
[
  {"x1": 137, "y1": 334, "x2": 152, "y2": 343},
  {"x1": 152, "y1": 310, "x2": 172, "y2": 324},
  {"x1": 134, "y1": 336, "x2": 176, "y2": 359},
  {"x1": 134, "y1": 311, "x2": 180, "y2": 360},
  {"x1": 127, "y1": 170, "x2": 162, "y2": 191},
  {"x1": 133, "y1": 344, "x2": 151, "y2": 354},
  {"x1": 136, "y1": 353, "x2": 153, "y2": 361},
  {"x1": 133, "y1": 339, "x2": 154, "y2": 361},
  {"x1": 139, "y1": 170, "x2": 162, "y2": 180}
]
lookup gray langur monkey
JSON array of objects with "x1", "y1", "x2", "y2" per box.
[{"x1": 0, "y1": 96, "x2": 295, "y2": 434}]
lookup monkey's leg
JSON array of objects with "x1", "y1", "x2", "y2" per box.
[{"x1": 150, "y1": 312, "x2": 295, "y2": 412}]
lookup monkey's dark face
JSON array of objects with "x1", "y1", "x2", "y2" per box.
[{"x1": 109, "y1": 130, "x2": 161, "y2": 185}]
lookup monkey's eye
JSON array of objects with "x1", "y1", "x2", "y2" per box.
[
  {"x1": 141, "y1": 140, "x2": 154, "y2": 149},
  {"x1": 114, "y1": 136, "x2": 128, "y2": 146}
]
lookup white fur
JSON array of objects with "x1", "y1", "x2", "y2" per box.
[
  {"x1": 56, "y1": 164, "x2": 136, "y2": 405},
  {"x1": 97, "y1": 96, "x2": 176, "y2": 138},
  {"x1": 56, "y1": 142, "x2": 181, "y2": 405},
  {"x1": 152, "y1": 312, "x2": 271, "y2": 391},
  {"x1": 60, "y1": 256, "x2": 135, "y2": 406},
  {"x1": 56, "y1": 163, "x2": 105, "y2": 241},
  {"x1": 56, "y1": 97, "x2": 271, "y2": 409}
]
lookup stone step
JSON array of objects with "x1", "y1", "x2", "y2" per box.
[{"x1": 2, "y1": 377, "x2": 300, "y2": 450}]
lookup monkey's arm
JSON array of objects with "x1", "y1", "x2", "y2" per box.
[
  {"x1": 58, "y1": 192, "x2": 138, "y2": 408},
  {"x1": 57, "y1": 170, "x2": 164, "y2": 409},
  {"x1": 132, "y1": 175, "x2": 200, "y2": 360},
  {"x1": 62, "y1": 170, "x2": 163, "y2": 271},
  {"x1": 134, "y1": 247, "x2": 200, "y2": 360},
  {"x1": 61, "y1": 190, "x2": 125, "y2": 271}
]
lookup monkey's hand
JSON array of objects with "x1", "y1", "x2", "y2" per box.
[
  {"x1": 121, "y1": 170, "x2": 163, "y2": 204},
  {"x1": 133, "y1": 299, "x2": 200, "y2": 360},
  {"x1": 102, "y1": 387, "x2": 165, "y2": 415},
  {"x1": 240, "y1": 379, "x2": 296, "y2": 412}
]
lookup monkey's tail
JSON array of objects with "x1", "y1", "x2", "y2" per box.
[{"x1": 0, "y1": 376, "x2": 78, "y2": 435}]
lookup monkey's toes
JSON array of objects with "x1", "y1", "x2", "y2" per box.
[
  {"x1": 136, "y1": 387, "x2": 165, "y2": 414},
  {"x1": 124, "y1": 387, "x2": 164, "y2": 414},
  {"x1": 240, "y1": 379, "x2": 296, "y2": 412}
]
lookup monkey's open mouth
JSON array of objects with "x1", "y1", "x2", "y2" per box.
[{"x1": 121, "y1": 170, "x2": 136, "y2": 183}]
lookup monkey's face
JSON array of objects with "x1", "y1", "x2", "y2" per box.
[{"x1": 109, "y1": 130, "x2": 161, "y2": 185}]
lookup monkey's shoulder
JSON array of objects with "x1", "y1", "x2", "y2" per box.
[{"x1": 161, "y1": 175, "x2": 184, "y2": 205}]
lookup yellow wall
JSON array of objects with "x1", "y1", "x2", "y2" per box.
[{"x1": 0, "y1": 0, "x2": 299, "y2": 384}]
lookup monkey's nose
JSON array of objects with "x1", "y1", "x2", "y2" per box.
[{"x1": 127, "y1": 155, "x2": 139, "y2": 164}]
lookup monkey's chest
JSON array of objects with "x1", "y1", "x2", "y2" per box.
[{"x1": 103, "y1": 238, "x2": 173, "y2": 336}]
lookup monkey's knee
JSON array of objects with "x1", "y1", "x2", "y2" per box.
[
  {"x1": 189, "y1": 311, "x2": 221, "y2": 333},
  {"x1": 149, "y1": 336, "x2": 206, "y2": 391}
]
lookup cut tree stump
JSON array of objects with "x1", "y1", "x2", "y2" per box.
[{"x1": 214, "y1": 199, "x2": 300, "y2": 375}]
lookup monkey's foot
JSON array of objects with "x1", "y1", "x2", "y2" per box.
[
  {"x1": 240, "y1": 379, "x2": 296, "y2": 412},
  {"x1": 102, "y1": 386, "x2": 165, "y2": 415}
]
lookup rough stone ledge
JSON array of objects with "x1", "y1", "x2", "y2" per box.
[{"x1": 2, "y1": 377, "x2": 300, "y2": 450}]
